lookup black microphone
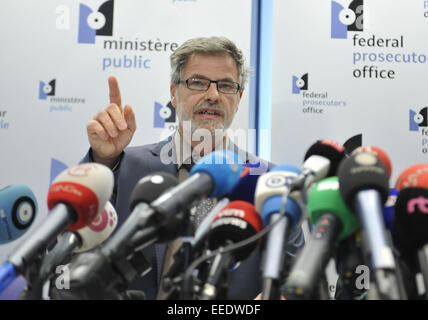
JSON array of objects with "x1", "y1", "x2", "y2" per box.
[
  {"x1": 337, "y1": 151, "x2": 402, "y2": 299},
  {"x1": 101, "y1": 172, "x2": 179, "y2": 258},
  {"x1": 200, "y1": 201, "x2": 263, "y2": 300},
  {"x1": 393, "y1": 187, "x2": 428, "y2": 299}
]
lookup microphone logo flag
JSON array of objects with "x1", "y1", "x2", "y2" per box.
[{"x1": 407, "y1": 196, "x2": 428, "y2": 214}]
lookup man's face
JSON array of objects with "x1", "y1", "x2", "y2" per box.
[{"x1": 170, "y1": 53, "x2": 243, "y2": 136}]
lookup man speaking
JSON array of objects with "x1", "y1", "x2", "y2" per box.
[{"x1": 83, "y1": 36, "x2": 304, "y2": 299}]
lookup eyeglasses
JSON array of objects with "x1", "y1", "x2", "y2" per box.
[{"x1": 178, "y1": 77, "x2": 241, "y2": 94}]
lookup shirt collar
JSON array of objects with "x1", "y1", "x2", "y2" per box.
[{"x1": 173, "y1": 130, "x2": 231, "y2": 169}]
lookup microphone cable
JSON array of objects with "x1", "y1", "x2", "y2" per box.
[{"x1": 182, "y1": 191, "x2": 295, "y2": 299}]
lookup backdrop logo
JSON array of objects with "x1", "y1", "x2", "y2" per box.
[
  {"x1": 408, "y1": 107, "x2": 428, "y2": 154},
  {"x1": 331, "y1": 0, "x2": 364, "y2": 39},
  {"x1": 78, "y1": 0, "x2": 114, "y2": 44},
  {"x1": 292, "y1": 73, "x2": 308, "y2": 94},
  {"x1": 39, "y1": 79, "x2": 56, "y2": 100},
  {"x1": 292, "y1": 72, "x2": 347, "y2": 114},
  {"x1": 154, "y1": 101, "x2": 176, "y2": 130},
  {"x1": 410, "y1": 107, "x2": 428, "y2": 131},
  {"x1": 38, "y1": 79, "x2": 86, "y2": 112},
  {"x1": 76, "y1": 1, "x2": 178, "y2": 72}
]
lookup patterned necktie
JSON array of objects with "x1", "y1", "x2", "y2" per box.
[
  {"x1": 156, "y1": 161, "x2": 215, "y2": 299},
  {"x1": 180, "y1": 162, "x2": 215, "y2": 231}
]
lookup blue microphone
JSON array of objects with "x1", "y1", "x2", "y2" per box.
[
  {"x1": 150, "y1": 150, "x2": 243, "y2": 221},
  {"x1": 383, "y1": 188, "x2": 398, "y2": 231},
  {"x1": 0, "y1": 185, "x2": 38, "y2": 245}
]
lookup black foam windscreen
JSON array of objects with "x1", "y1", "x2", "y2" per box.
[
  {"x1": 208, "y1": 220, "x2": 258, "y2": 262},
  {"x1": 337, "y1": 152, "x2": 390, "y2": 210},
  {"x1": 343, "y1": 134, "x2": 363, "y2": 156},
  {"x1": 129, "y1": 172, "x2": 178, "y2": 211},
  {"x1": 393, "y1": 187, "x2": 428, "y2": 257},
  {"x1": 207, "y1": 202, "x2": 262, "y2": 262},
  {"x1": 304, "y1": 139, "x2": 346, "y2": 177}
]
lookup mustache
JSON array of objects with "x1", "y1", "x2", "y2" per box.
[{"x1": 193, "y1": 104, "x2": 226, "y2": 117}]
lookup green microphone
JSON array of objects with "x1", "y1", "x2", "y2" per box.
[{"x1": 284, "y1": 176, "x2": 360, "y2": 299}]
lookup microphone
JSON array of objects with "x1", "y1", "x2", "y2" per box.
[
  {"x1": 351, "y1": 146, "x2": 393, "y2": 178},
  {"x1": 284, "y1": 176, "x2": 360, "y2": 299},
  {"x1": 383, "y1": 188, "x2": 398, "y2": 231},
  {"x1": 163, "y1": 160, "x2": 263, "y2": 296},
  {"x1": 192, "y1": 198, "x2": 230, "y2": 249},
  {"x1": 393, "y1": 187, "x2": 428, "y2": 299},
  {"x1": 0, "y1": 185, "x2": 38, "y2": 245},
  {"x1": 101, "y1": 172, "x2": 179, "y2": 259},
  {"x1": 395, "y1": 164, "x2": 428, "y2": 191},
  {"x1": 227, "y1": 162, "x2": 269, "y2": 204},
  {"x1": 393, "y1": 164, "x2": 428, "y2": 260},
  {"x1": 289, "y1": 140, "x2": 346, "y2": 195},
  {"x1": 51, "y1": 150, "x2": 243, "y2": 299},
  {"x1": 393, "y1": 164, "x2": 428, "y2": 298},
  {"x1": 50, "y1": 172, "x2": 178, "y2": 300},
  {"x1": 352, "y1": 145, "x2": 396, "y2": 230},
  {"x1": 149, "y1": 150, "x2": 243, "y2": 232},
  {"x1": 337, "y1": 151, "x2": 402, "y2": 299},
  {"x1": 253, "y1": 165, "x2": 302, "y2": 300},
  {"x1": 39, "y1": 201, "x2": 118, "y2": 282},
  {"x1": 334, "y1": 187, "x2": 398, "y2": 300},
  {"x1": 0, "y1": 163, "x2": 114, "y2": 294},
  {"x1": 190, "y1": 161, "x2": 266, "y2": 246},
  {"x1": 200, "y1": 201, "x2": 263, "y2": 300}
]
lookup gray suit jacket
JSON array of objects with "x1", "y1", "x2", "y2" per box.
[{"x1": 81, "y1": 135, "x2": 304, "y2": 299}]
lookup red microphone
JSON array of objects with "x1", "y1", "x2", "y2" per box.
[
  {"x1": 395, "y1": 164, "x2": 428, "y2": 191},
  {"x1": 209, "y1": 201, "x2": 263, "y2": 261},
  {"x1": 47, "y1": 163, "x2": 114, "y2": 230},
  {"x1": 7, "y1": 163, "x2": 114, "y2": 275},
  {"x1": 201, "y1": 201, "x2": 263, "y2": 300}
]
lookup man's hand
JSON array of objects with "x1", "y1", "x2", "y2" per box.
[{"x1": 86, "y1": 76, "x2": 136, "y2": 168}]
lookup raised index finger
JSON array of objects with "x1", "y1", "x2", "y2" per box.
[{"x1": 108, "y1": 76, "x2": 122, "y2": 109}]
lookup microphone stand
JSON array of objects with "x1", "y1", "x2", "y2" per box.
[
  {"x1": 199, "y1": 249, "x2": 232, "y2": 300},
  {"x1": 18, "y1": 250, "x2": 47, "y2": 300},
  {"x1": 162, "y1": 208, "x2": 199, "y2": 300}
]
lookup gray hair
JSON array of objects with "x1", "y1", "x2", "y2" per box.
[{"x1": 170, "y1": 36, "x2": 251, "y2": 90}]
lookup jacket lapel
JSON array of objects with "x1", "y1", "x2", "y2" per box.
[{"x1": 149, "y1": 136, "x2": 177, "y2": 288}]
